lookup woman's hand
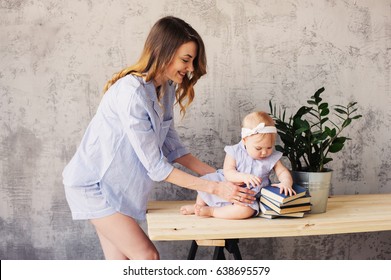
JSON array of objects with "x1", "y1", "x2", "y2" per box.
[{"x1": 214, "y1": 181, "x2": 257, "y2": 206}]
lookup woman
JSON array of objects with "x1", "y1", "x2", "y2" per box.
[{"x1": 63, "y1": 16, "x2": 255, "y2": 260}]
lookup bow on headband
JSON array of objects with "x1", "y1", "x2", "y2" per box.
[{"x1": 241, "y1": 122, "x2": 277, "y2": 139}]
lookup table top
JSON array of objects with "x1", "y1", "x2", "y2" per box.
[{"x1": 146, "y1": 194, "x2": 391, "y2": 241}]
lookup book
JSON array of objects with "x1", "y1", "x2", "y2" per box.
[
  {"x1": 260, "y1": 184, "x2": 307, "y2": 204},
  {"x1": 258, "y1": 213, "x2": 277, "y2": 219},
  {"x1": 260, "y1": 196, "x2": 311, "y2": 214},
  {"x1": 259, "y1": 203, "x2": 305, "y2": 218},
  {"x1": 260, "y1": 202, "x2": 278, "y2": 215},
  {"x1": 259, "y1": 212, "x2": 305, "y2": 219},
  {"x1": 265, "y1": 195, "x2": 311, "y2": 207}
]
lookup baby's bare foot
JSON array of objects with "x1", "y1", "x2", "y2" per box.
[
  {"x1": 194, "y1": 204, "x2": 214, "y2": 217},
  {"x1": 180, "y1": 204, "x2": 196, "y2": 215}
]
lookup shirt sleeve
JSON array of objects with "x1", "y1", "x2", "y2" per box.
[
  {"x1": 224, "y1": 144, "x2": 236, "y2": 158},
  {"x1": 116, "y1": 86, "x2": 173, "y2": 182},
  {"x1": 162, "y1": 119, "x2": 189, "y2": 163},
  {"x1": 269, "y1": 151, "x2": 283, "y2": 168}
]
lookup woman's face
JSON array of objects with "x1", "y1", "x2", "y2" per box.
[
  {"x1": 164, "y1": 41, "x2": 197, "y2": 84},
  {"x1": 243, "y1": 134, "x2": 274, "y2": 160}
]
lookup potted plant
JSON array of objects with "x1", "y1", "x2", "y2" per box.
[{"x1": 269, "y1": 87, "x2": 362, "y2": 213}]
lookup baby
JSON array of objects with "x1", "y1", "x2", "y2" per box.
[{"x1": 180, "y1": 111, "x2": 295, "y2": 219}]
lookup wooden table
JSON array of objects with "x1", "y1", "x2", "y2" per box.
[{"x1": 146, "y1": 194, "x2": 391, "y2": 259}]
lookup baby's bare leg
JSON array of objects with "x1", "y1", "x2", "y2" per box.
[
  {"x1": 196, "y1": 204, "x2": 255, "y2": 220},
  {"x1": 194, "y1": 203, "x2": 214, "y2": 217},
  {"x1": 180, "y1": 204, "x2": 195, "y2": 215},
  {"x1": 180, "y1": 195, "x2": 207, "y2": 215}
]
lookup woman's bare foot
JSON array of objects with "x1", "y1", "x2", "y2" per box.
[
  {"x1": 180, "y1": 204, "x2": 196, "y2": 215},
  {"x1": 194, "y1": 204, "x2": 214, "y2": 217}
]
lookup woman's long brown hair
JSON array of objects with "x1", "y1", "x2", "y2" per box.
[{"x1": 103, "y1": 16, "x2": 207, "y2": 116}]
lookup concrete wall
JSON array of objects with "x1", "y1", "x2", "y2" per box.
[{"x1": 1, "y1": 0, "x2": 390, "y2": 260}]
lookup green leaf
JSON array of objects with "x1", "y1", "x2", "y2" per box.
[
  {"x1": 320, "y1": 117, "x2": 329, "y2": 125},
  {"x1": 312, "y1": 87, "x2": 325, "y2": 103},
  {"x1": 350, "y1": 108, "x2": 358, "y2": 114},
  {"x1": 294, "y1": 106, "x2": 312, "y2": 118},
  {"x1": 352, "y1": 115, "x2": 362, "y2": 119},
  {"x1": 334, "y1": 104, "x2": 347, "y2": 109},
  {"x1": 293, "y1": 118, "x2": 310, "y2": 129},
  {"x1": 333, "y1": 137, "x2": 348, "y2": 144},
  {"x1": 329, "y1": 142, "x2": 344, "y2": 153},
  {"x1": 275, "y1": 145, "x2": 284, "y2": 153},
  {"x1": 275, "y1": 121, "x2": 290, "y2": 131},
  {"x1": 326, "y1": 127, "x2": 336, "y2": 137},
  {"x1": 334, "y1": 108, "x2": 347, "y2": 114},
  {"x1": 295, "y1": 127, "x2": 309, "y2": 135},
  {"x1": 280, "y1": 134, "x2": 295, "y2": 145},
  {"x1": 325, "y1": 126, "x2": 332, "y2": 136},
  {"x1": 319, "y1": 102, "x2": 328, "y2": 110},
  {"x1": 320, "y1": 131, "x2": 328, "y2": 140},
  {"x1": 314, "y1": 87, "x2": 325, "y2": 98},
  {"x1": 320, "y1": 108, "x2": 330, "y2": 116},
  {"x1": 312, "y1": 129, "x2": 322, "y2": 136},
  {"x1": 342, "y1": 118, "x2": 352, "y2": 127}
]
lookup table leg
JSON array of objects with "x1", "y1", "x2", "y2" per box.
[
  {"x1": 225, "y1": 239, "x2": 242, "y2": 260},
  {"x1": 187, "y1": 239, "x2": 242, "y2": 260},
  {"x1": 213, "y1": 247, "x2": 226, "y2": 260},
  {"x1": 187, "y1": 240, "x2": 198, "y2": 260}
]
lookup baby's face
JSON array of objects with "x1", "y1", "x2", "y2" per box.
[{"x1": 243, "y1": 134, "x2": 274, "y2": 160}]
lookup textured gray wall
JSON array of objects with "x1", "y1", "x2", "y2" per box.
[{"x1": 1, "y1": 0, "x2": 390, "y2": 260}]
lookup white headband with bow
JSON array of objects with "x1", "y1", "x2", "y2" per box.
[{"x1": 241, "y1": 122, "x2": 277, "y2": 139}]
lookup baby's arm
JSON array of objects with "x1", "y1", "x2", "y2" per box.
[
  {"x1": 272, "y1": 160, "x2": 295, "y2": 196},
  {"x1": 223, "y1": 154, "x2": 261, "y2": 188}
]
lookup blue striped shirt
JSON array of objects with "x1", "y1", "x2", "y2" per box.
[{"x1": 62, "y1": 75, "x2": 189, "y2": 219}]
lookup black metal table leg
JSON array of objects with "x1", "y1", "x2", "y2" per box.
[
  {"x1": 213, "y1": 246, "x2": 226, "y2": 260},
  {"x1": 225, "y1": 239, "x2": 242, "y2": 260},
  {"x1": 187, "y1": 240, "x2": 198, "y2": 260}
]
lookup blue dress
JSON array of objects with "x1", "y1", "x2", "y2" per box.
[
  {"x1": 198, "y1": 142, "x2": 282, "y2": 214},
  {"x1": 62, "y1": 75, "x2": 189, "y2": 220}
]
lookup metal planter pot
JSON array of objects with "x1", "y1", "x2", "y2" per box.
[{"x1": 291, "y1": 170, "x2": 333, "y2": 214}]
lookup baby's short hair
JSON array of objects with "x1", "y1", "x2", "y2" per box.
[{"x1": 242, "y1": 111, "x2": 275, "y2": 129}]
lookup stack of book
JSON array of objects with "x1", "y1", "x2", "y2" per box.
[{"x1": 258, "y1": 184, "x2": 311, "y2": 219}]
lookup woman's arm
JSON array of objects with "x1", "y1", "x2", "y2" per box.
[
  {"x1": 164, "y1": 167, "x2": 256, "y2": 205},
  {"x1": 174, "y1": 153, "x2": 216, "y2": 176}
]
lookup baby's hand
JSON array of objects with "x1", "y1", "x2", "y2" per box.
[
  {"x1": 271, "y1": 183, "x2": 296, "y2": 196},
  {"x1": 241, "y1": 174, "x2": 261, "y2": 189}
]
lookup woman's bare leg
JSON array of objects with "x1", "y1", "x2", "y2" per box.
[
  {"x1": 90, "y1": 212, "x2": 159, "y2": 260},
  {"x1": 95, "y1": 228, "x2": 128, "y2": 260}
]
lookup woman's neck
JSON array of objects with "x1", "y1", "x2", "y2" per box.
[{"x1": 153, "y1": 74, "x2": 165, "y2": 88}]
